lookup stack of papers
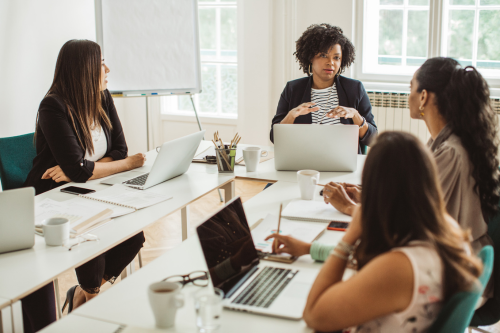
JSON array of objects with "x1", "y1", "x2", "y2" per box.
[{"x1": 281, "y1": 200, "x2": 352, "y2": 223}]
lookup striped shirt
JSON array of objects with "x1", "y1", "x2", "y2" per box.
[{"x1": 311, "y1": 84, "x2": 340, "y2": 125}]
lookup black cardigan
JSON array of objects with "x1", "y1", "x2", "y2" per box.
[
  {"x1": 270, "y1": 75, "x2": 377, "y2": 151},
  {"x1": 24, "y1": 90, "x2": 128, "y2": 195}
]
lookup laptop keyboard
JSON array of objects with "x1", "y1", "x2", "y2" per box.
[
  {"x1": 231, "y1": 267, "x2": 297, "y2": 308},
  {"x1": 123, "y1": 173, "x2": 149, "y2": 186}
]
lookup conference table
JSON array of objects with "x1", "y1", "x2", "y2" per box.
[{"x1": 0, "y1": 143, "x2": 365, "y2": 332}]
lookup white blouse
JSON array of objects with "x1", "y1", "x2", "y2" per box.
[{"x1": 84, "y1": 126, "x2": 107, "y2": 162}]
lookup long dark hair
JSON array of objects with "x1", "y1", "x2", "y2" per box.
[
  {"x1": 36, "y1": 39, "x2": 112, "y2": 155},
  {"x1": 356, "y1": 132, "x2": 482, "y2": 300},
  {"x1": 416, "y1": 57, "x2": 500, "y2": 219}
]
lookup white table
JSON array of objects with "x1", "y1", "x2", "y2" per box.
[
  {"x1": 40, "y1": 161, "x2": 363, "y2": 333},
  {"x1": 0, "y1": 150, "x2": 236, "y2": 304}
]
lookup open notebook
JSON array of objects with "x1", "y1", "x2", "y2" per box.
[{"x1": 281, "y1": 200, "x2": 352, "y2": 223}]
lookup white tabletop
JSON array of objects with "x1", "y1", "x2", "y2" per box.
[
  {"x1": 56, "y1": 175, "x2": 360, "y2": 333},
  {"x1": 0, "y1": 150, "x2": 235, "y2": 302}
]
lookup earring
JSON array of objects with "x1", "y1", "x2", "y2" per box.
[
  {"x1": 419, "y1": 105, "x2": 424, "y2": 117},
  {"x1": 309, "y1": 64, "x2": 312, "y2": 75}
]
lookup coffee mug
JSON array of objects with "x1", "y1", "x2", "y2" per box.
[
  {"x1": 148, "y1": 281, "x2": 184, "y2": 329},
  {"x1": 42, "y1": 217, "x2": 70, "y2": 246},
  {"x1": 297, "y1": 170, "x2": 320, "y2": 200},
  {"x1": 242, "y1": 147, "x2": 261, "y2": 172}
]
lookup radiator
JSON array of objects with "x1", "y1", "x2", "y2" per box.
[{"x1": 366, "y1": 91, "x2": 500, "y2": 144}]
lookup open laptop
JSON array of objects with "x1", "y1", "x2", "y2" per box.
[
  {"x1": 274, "y1": 124, "x2": 358, "y2": 172},
  {"x1": 101, "y1": 130, "x2": 205, "y2": 190},
  {"x1": 196, "y1": 197, "x2": 318, "y2": 320},
  {"x1": 0, "y1": 187, "x2": 35, "y2": 254}
]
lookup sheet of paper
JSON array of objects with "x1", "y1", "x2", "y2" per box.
[
  {"x1": 35, "y1": 198, "x2": 109, "y2": 227},
  {"x1": 82, "y1": 184, "x2": 172, "y2": 210},
  {"x1": 194, "y1": 140, "x2": 213, "y2": 158},
  {"x1": 64, "y1": 197, "x2": 135, "y2": 219},
  {"x1": 252, "y1": 214, "x2": 327, "y2": 254},
  {"x1": 281, "y1": 200, "x2": 352, "y2": 223},
  {"x1": 193, "y1": 145, "x2": 243, "y2": 162}
]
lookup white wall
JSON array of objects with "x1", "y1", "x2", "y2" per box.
[{"x1": 0, "y1": 0, "x2": 96, "y2": 138}]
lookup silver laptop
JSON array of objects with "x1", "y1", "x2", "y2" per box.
[
  {"x1": 0, "y1": 187, "x2": 35, "y2": 254},
  {"x1": 274, "y1": 124, "x2": 358, "y2": 172},
  {"x1": 101, "y1": 130, "x2": 205, "y2": 190},
  {"x1": 197, "y1": 197, "x2": 318, "y2": 320}
]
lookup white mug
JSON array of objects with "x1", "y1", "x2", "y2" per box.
[
  {"x1": 148, "y1": 281, "x2": 184, "y2": 329},
  {"x1": 297, "y1": 170, "x2": 320, "y2": 200},
  {"x1": 42, "y1": 217, "x2": 70, "y2": 246},
  {"x1": 242, "y1": 147, "x2": 261, "y2": 172}
]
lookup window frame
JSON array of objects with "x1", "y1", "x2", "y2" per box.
[
  {"x1": 161, "y1": 0, "x2": 239, "y2": 119},
  {"x1": 354, "y1": 0, "x2": 500, "y2": 91}
]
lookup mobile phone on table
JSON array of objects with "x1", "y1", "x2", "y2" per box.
[
  {"x1": 60, "y1": 186, "x2": 96, "y2": 195},
  {"x1": 327, "y1": 221, "x2": 349, "y2": 231}
]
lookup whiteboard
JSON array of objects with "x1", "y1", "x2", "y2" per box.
[{"x1": 95, "y1": 0, "x2": 202, "y2": 95}]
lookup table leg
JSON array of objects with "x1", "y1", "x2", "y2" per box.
[
  {"x1": 181, "y1": 206, "x2": 189, "y2": 241},
  {"x1": 11, "y1": 300, "x2": 23, "y2": 333},
  {"x1": 54, "y1": 278, "x2": 62, "y2": 319},
  {"x1": 220, "y1": 181, "x2": 235, "y2": 203}
]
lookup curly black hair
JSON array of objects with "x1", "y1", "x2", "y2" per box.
[
  {"x1": 294, "y1": 23, "x2": 355, "y2": 76},
  {"x1": 417, "y1": 57, "x2": 500, "y2": 219}
]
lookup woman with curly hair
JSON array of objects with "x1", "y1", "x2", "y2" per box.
[{"x1": 270, "y1": 23, "x2": 377, "y2": 152}]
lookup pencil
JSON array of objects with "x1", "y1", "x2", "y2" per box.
[{"x1": 273, "y1": 203, "x2": 283, "y2": 253}]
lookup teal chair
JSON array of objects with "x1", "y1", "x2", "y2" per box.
[
  {"x1": 360, "y1": 144, "x2": 368, "y2": 155},
  {"x1": 0, "y1": 133, "x2": 36, "y2": 190},
  {"x1": 428, "y1": 245, "x2": 494, "y2": 333},
  {"x1": 469, "y1": 199, "x2": 500, "y2": 331}
]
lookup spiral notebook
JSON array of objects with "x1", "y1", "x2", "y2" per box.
[{"x1": 281, "y1": 200, "x2": 352, "y2": 223}]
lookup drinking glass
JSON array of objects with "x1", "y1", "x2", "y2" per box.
[{"x1": 195, "y1": 288, "x2": 224, "y2": 333}]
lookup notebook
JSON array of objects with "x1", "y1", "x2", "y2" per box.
[
  {"x1": 281, "y1": 200, "x2": 352, "y2": 223},
  {"x1": 251, "y1": 214, "x2": 327, "y2": 263}
]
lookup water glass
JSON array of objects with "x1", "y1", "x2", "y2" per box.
[{"x1": 195, "y1": 288, "x2": 224, "y2": 333}]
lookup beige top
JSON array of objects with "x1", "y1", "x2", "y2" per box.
[{"x1": 428, "y1": 125, "x2": 493, "y2": 253}]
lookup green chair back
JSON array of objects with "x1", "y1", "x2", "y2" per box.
[
  {"x1": 360, "y1": 144, "x2": 368, "y2": 155},
  {"x1": 0, "y1": 133, "x2": 36, "y2": 190},
  {"x1": 470, "y1": 197, "x2": 500, "y2": 327},
  {"x1": 428, "y1": 246, "x2": 494, "y2": 333}
]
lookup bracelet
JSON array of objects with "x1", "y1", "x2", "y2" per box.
[
  {"x1": 358, "y1": 116, "x2": 366, "y2": 128},
  {"x1": 336, "y1": 240, "x2": 355, "y2": 254},
  {"x1": 330, "y1": 249, "x2": 348, "y2": 261}
]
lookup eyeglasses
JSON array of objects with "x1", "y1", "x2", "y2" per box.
[{"x1": 162, "y1": 271, "x2": 209, "y2": 287}]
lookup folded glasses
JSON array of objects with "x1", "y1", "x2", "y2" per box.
[{"x1": 162, "y1": 270, "x2": 209, "y2": 287}]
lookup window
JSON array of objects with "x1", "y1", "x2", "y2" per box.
[
  {"x1": 162, "y1": 0, "x2": 238, "y2": 117},
  {"x1": 358, "y1": 0, "x2": 500, "y2": 82}
]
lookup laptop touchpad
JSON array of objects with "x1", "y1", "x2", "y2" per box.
[
  {"x1": 283, "y1": 282, "x2": 311, "y2": 298},
  {"x1": 100, "y1": 171, "x2": 145, "y2": 185}
]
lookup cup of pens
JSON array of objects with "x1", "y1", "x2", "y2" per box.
[{"x1": 212, "y1": 131, "x2": 241, "y2": 173}]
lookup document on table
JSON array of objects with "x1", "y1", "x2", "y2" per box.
[
  {"x1": 35, "y1": 198, "x2": 109, "y2": 228},
  {"x1": 281, "y1": 200, "x2": 352, "y2": 223},
  {"x1": 252, "y1": 214, "x2": 327, "y2": 254}
]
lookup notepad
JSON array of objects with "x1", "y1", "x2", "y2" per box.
[
  {"x1": 281, "y1": 200, "x2": 352, "y2": 223},
  {"x1": 78, "y1": 184, "x2": 172, "y2": 210}
]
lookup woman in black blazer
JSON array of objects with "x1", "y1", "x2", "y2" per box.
[
  {"x1": 271, "y1": 24, "x2": 377, "y2": 153},
  {"x1": 23, "y1": 40, "x2": 145, "y2": 331}
]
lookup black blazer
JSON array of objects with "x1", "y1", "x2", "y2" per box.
[
  {"x1": 270, "y1": 75, "x2": 377, "y2": 152},
  {"x1": 24, "y1": 90, "x2": 128, "y2": 195}
]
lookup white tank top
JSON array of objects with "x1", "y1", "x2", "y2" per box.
[
  {"x1": 84, "y1": 126, "x2": 107, "y2": 162},
  {"x1": 349, "y1": 242, "x2": 444, "y2": 333}
]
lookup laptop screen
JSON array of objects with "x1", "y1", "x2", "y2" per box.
[{"x1": 196, "y1": 197, "x2": 259, "y2": 295}]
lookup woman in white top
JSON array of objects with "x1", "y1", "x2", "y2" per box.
[{"x1": 269, "y1": 132, "x2": 482, "y2": 332}]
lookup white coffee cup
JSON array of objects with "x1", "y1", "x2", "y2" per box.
[
  {"x1": 148, "y1": 281, "x2": 184, "y2": 329},
  {"x1": 42, "y1": 217, "x2": 70, "y2": 246},
  {"x1": 297, "y1": 170, "x2": 320, "y2": 200},
  {"x1": 242, "y1": 147, "x2": 261, "y2": 172}
]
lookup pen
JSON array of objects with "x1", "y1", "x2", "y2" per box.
[{"x1": 273, "y1": 203, "x2": 283, "y2": 253}]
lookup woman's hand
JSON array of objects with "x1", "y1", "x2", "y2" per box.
[
  {"x1": 264, "y1": 234, "x2": 311, "y2": 257},
  {"x1": 323, "y1": 182, "x2": 357, "y2": 216},
  {"x1": 343, "y1": 205, "x2": 363, "y2": 245},
  {"x1": 125, "y1": 153, "x2": 146, "y2": 170},
  {"x1": 326, "y1": 106, "x2": 359, "y2": 120},
  {"x1": 280, "y1": 102, "x2": 320, "y2": 124},
  {"x1": 42, "y1": 166, "x2": 71, "y2": 183},
  {"x1": 338, "y1": 183, "x2": 362, "y2": 203}
]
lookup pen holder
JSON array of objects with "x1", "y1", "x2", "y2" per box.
[{"x1": 216, "y1": 148, "x2": 236, "y2": 173}]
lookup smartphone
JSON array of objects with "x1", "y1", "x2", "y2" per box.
[
  {"x1": 327, "y1": 221, "x2": 349, "y2": 231},
  {"x1": 60, "y1": 186, "x2": 96, "y2": 195}
]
